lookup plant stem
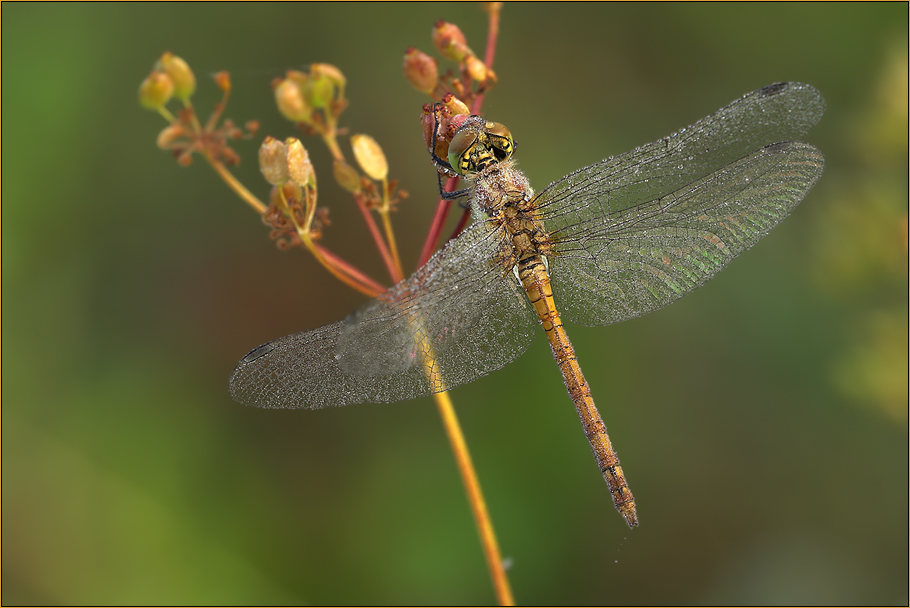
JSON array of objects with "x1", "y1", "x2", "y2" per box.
[
  {"x1": 314, "y1": 244, "x2": 385, "y2": 297},
  {"x1": 434, "y1": 390, "x2": 514, "y2": 606},
  {"x1": 354, "y1": 196, "x2": 401, "y2": 284},
  {"x1": 208, "y1": 157, "x2": 267, "y2": 214},
  {"x1": 447, "y1": 208, "x2": 473, "y2": 244},
  {"x1": 379, "y1": 209, "x2": 404, "y2": 283},
  {"x1": 157, "y1": 106, "x2": 178, "y2": 124},
  {"x1": 483, "y1": 3, "x2": 502, "y2": 68},
  {"x1": 276, "y1": 188, "x2": 384, "y2": 298},
  {"x1": 305, "y1": 235, "x2": 382, "y2": 296},
  {"x1": 418, "y1": 175, "x2": 462, "y2": 266},
  {"x1": 422, "y1": 11, "x2": 514, "y2": 603}
]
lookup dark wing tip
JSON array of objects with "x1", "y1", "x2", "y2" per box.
[
  {"x1": 758, "y1": 82, "x2": 790, "y2": 97},
  {"x1": 237, "y1": 342, "x2": 277, "y2": 365},
  {"x1": 228, "y1": 341, "x2": 280, "y2": 407},
  {"x1": 759, "y1": 82, "x2": 826, "y2": 119}
]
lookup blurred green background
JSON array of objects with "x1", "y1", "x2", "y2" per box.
[{"x1": 3, "y1": 3, "x2": 907, "y2": 605}]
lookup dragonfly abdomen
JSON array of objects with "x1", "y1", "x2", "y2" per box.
[{"x1": 517, "y1": 254, "x2": 639, "y2": 527}]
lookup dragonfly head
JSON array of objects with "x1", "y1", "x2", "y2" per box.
[{"x1": 448, "y1": 117, "x2": 514, "y2": 176}]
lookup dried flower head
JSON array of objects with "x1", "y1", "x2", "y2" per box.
[
  {"x1": 285, "y1": 138, "x2": 314, "y2": 187},
  {"x1": 259, "y1": 136, "x2": 289, "y2": 186},
  {"x1": 351, "y1": 134, "x2": 388, "y2": 181}
]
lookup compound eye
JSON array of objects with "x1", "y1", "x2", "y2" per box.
[
  {"x1": 485, "y1": 122, "x2": 514, "y2": 162},
  {"x1": 448, "y1": 129, "x2": 479, "y2": 175},
  {"x1": 485, "y1": 122, "x2": 512, "y2": 141}
]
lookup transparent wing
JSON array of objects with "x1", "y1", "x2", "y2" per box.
[
  {"x1": 534, "y1": 82, "x2": 826, "y2": 325},
  {"x1": 229, "y1": 221, "x2": 537, "y2": 409},
  {"x1": 537, "y1": 82, "x2": 824, "y2": 227},
  {"x1": 229, "y1": 321, "x2": 419, "y2": 409},
  {"x1": 545, "y1": 141, "x2": 824, "y2": 325}
]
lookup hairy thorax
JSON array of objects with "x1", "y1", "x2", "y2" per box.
[{"x1": 470, "y1": 160, "x2": 554, "y2": 272}]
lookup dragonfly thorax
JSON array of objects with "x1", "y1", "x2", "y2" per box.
[{"x1": 471, "y1": 159, "x2": 554, "y2": 272}]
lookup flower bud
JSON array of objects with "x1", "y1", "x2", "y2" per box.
[
  {"x1": 351, "y1": 134, "x2": 388, "y2": 181},
  {"x1": 259, "y1": 136, "x2": 289, "y2": 186},
  {"x1": 138, "y1": 70, "x2": 174, "y2": 110},
  {"x1": 310, "y1": 63, "x2": 346, "y2": 90},
  {"x1": 442, "y1": 93, "x2": 470, "y2": 117},
  {"x1": 465, "y1": 54, "x2": 490, "y2": 83},
  {"x1": 213, "y1": 71, "x2": 231, "y2": 93},
  {"x1": 422, "y1": 103, "x2": 464, "y2": 163},
  {"x1": 156, "y1": 52, "x2": 196, "y2": 100},
  {"x1": 285, "y1": 138, "x2": 314, "y2": 187},
  {"x1": 403, "y1": 47, "x2": 438, "y2": 94},
  {"x1": 307, "y1": 63, "x2": 346, "y2": 109},
  {"x1": 306, "y1": 76, "x2": 334, "y2": 110},
  {"x1": 333, "y1": 160, "x2": 362, "y2": 193},
  {"x1": 421, "y1": 103, "x2": 442, "y2": 152},
  {"x1": 285, "y1": 69, "x2": 309, "y2": 88},
  {"x1": 274, "y1": 77, "x2": 310, "y2": 123},
  {"x1": 432, "y1": 20, "x2": 471, "y2": 62}
]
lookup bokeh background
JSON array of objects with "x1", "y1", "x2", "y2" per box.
[{"x1": 3, "y1": 3, "x2": 907, "y2": 605}]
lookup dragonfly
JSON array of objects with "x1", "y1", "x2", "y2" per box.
[{"x1": 230, "y1": 82, "x2": 825, "y2": 528}]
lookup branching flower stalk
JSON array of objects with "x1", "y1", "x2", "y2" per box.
[{"x1": 138, "y1": 4, "x2": 513, "y2": 604}]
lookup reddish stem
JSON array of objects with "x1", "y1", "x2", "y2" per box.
[
  {"x1": 446, "y1": 207, "x2": 473, "y2": 243},
  {"x1": 483, "y1": 5, "x2": 501, "y2": 74},
  {"x1": 419, "y1": 5, "x2": 504, "y2": 267},
  {"x1": 314, "y1": 243, "x2": 386, "y2": 297},
  {"x1": 418, "y1": 174, "x2": 463, "y2": 267},
  {"x1": 354, "y1": 196, "x2": 402, "y2": 284},
  {"x1": 418, "y1": 199, "x2": 450, "y2": 267},
  {"x1": 472, "y1": 3, "x2": 502, "y2": 114},
  {"x1": 415, "y1": 9, "x2": 512, "y2": 606}
]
